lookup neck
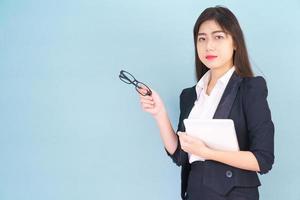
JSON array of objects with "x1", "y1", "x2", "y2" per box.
[{"x1": 210, "y1": 65, "x2": 233, "y2": 83}]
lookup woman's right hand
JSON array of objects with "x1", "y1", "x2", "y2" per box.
[{"x1": 138, "y1": 87, "x2": 166, "y2": 119}]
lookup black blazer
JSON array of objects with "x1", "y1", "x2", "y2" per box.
[{"x1": 166, "y1": 72, "x2": 274, "y2": 199}]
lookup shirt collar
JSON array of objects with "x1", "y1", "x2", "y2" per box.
[
  {"x1": 195, "y1": 66, "x2": 236, "y2": 98},
  {"x1": 218, "y1": 66, "x2": 236, "y2": 85}
]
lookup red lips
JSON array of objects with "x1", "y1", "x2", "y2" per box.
[{"x1": 205, "y1": 55, "x2": 218, "y2": 60}]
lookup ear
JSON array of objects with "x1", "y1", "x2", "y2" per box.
[
  {"x1": 233, "y1": 44, "x2": 237, "y2": 51},
  {"x1": 233, "y1": 41, "x2": 237, "y2": 50}
]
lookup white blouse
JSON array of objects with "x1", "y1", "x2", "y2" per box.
[{"x1": 187, "y1": 66, "x2": 235, "y2": 163}]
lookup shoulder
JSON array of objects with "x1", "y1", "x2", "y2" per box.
[
  {"x1": 242, "y1": 76, "x2": 267, "y2": 90},
  {"x1": 179, "y1": 85, "x2": 196, "y2": 98},
  {"x1": 241, "y1": 76, "x2": 269, "y2": 101}
]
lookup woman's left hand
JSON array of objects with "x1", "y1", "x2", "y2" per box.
[{"x1": 178, "y1": 131, "x2": 212, "y2": 160}]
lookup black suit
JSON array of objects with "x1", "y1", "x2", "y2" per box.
[{"x1": 166, "y1": 72, "x2": 274, "y2": 200}]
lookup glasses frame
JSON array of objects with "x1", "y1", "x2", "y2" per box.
[{"x1": 119, "y1": 70, "x2": 152, "y2": 96}]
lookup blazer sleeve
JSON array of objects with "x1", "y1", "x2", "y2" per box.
[
  {"x1": 243, "y1": 76, "x2": 275, "y2": 174},
  {"x1": 165, "y1": 89, "x2": 187, "y2": 166}
]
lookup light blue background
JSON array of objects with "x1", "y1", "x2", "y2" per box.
[{"x1": 1, "y1": 0, "x2": 299, "y2": 199}]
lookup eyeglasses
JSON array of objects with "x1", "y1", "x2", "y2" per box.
[{"x1": 119, "y1": 70, "x2": 152, "y2": 96}]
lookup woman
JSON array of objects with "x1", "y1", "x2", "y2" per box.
[{"x1": 138, "y1": 6, "x2": 274, "y2": 200}]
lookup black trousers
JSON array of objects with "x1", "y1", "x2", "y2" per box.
[{"x1": 186, "y1": 161, "x2": 259, "y2": 200}]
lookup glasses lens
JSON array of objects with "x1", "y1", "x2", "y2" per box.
[
  {"x1": 136, "y1": 82, "x2": 152, "y2": 96},
  {"x1": 119, "y1": 74, "x2": 131, "y2": 84},
  {"x1": 119, "y1": 71, "x2": 135, "y2": 84}
]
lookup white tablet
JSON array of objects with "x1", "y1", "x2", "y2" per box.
[{"x1": 183, "y1": 119, "x2": 240, "y2": 163}]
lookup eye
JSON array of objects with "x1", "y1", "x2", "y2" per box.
[
  {"x1": 198, "y1": 37, "x2": 205, "y2": 42},
  {"x1": 215, "y1": 35, "x2": 224, "y2": 40}
]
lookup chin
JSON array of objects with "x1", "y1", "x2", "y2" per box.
[{"x1": 204, "y1": 64, "x2": 220, "y2": 70}]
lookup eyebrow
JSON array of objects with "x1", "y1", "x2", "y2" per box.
[{"x1": 198, "y1": 30, "x2": 226, "y2": 36}]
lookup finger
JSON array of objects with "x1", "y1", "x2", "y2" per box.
[
  {"x1": 139, "y1": 93, "x2": 153, "y2": 100},
  {"x1": 177, "y1": 132, "x2": 185, "y2": 137},
  {"x1": 180, "y1": 134, "x2": 192, "y2": 144},
  {"x1": 140, "y1": 85, "x2": 153, "y2": 93},
  {"x1": 179, "y1": 132, "x2": 188, "y2": 140},
  {"x1": 141, "y1": 102, "x2": 154, "y2": 109},
  {"x1": 178, "y1": 131, "x2": 187, "y2": 135},
  {"x1": 140, "y1": 99, "x2": 155, "y2": 105},
  {"x1": 179, "y1": 136, "x2": 188, "y2": 147},
  {"x1": 181, "y1": 144, "x2": 189, "y2": 151},
  {"x1": 143, "y1": 107, "x2": 155, "y2": 112},
  {"x1": 137, "y1": 87, "x2": 151, "y2": 96},
  {"x1": 140, "y1": 99, "x2": 155, "y2": 106},
  {"x1": 138, "y1": 84, "x2": 148, "y2": 90},
  {"x1": 180, "y1": 142, "x2": 190, "y2": 152}
]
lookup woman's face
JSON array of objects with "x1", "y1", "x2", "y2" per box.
[{"x1": 197, "y1": 20, "x2": 235, "y2": 70}]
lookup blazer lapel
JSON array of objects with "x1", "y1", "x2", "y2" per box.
[
  {"x1": 180, "y1": 72, "x2": 242, "y2": 131},
  {"x1": 213, "y1": 72, "x2": 243, "y2": 119}
]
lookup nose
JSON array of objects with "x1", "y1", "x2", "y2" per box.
[{"x1": 206, "y1": 38, "x2": 215, "y2": 52}]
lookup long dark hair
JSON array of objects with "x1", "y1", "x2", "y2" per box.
[{"x1": 193, "y1": 6, "x2": 254, "y2": 80}]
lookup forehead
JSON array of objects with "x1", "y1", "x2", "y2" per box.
[{"x1": 198, "y1": 20, "x2": 224, "y2": 34}]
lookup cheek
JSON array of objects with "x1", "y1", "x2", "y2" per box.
[
  {"x1": 218, "y1": 44, "x2": 234, "y2": 59},
  {"x1": 197, "y1": 44, "x2": 206, "y2": 59},
  {"x1": 223, "y1": 48, "x2": 235, "y2": 60}
]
